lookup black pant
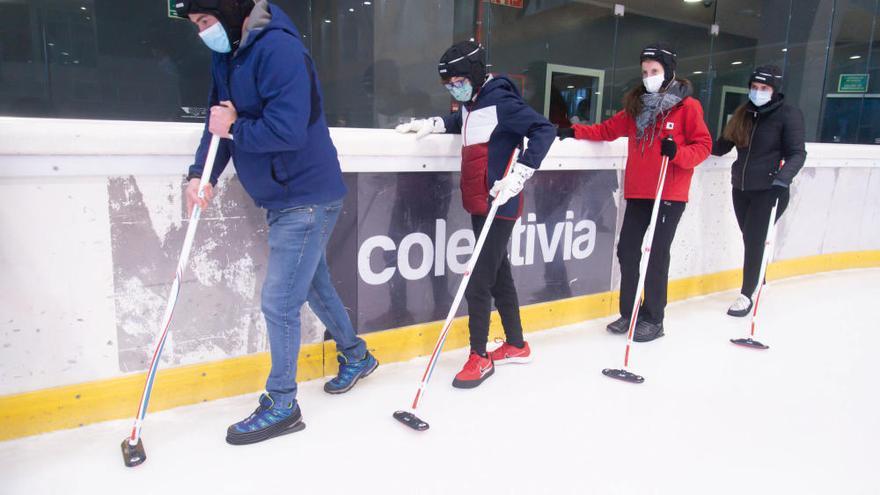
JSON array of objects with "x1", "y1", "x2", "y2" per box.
[
  {"x1": 732, "y1": 187, "x2": 790, "y2": 298},
  {"x1": 617, "y1": 199, "x2": 686, "y2": 324},
  {"x1": 466, "y1": 214, "x2": 523, "y2": 354}
]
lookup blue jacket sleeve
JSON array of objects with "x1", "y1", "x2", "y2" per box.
[
  {"x1": 498, "y1": 94, "x2": 556, "y2": 170},
  {"x1": 188, "y1": 81, "x2": 232, "y2": 185},
  {"x1": 231, "y1": 32, "x2": 313, "y2": 153},
  {"x1": 442, "y1": 111, "x2": 463, "y2": 135}
]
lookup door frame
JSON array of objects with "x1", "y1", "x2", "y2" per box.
[
  {"x1": 544, "y1": 63, "x2": 605, "y2": 125},
  {"x1": 718, "y1": 85, "x2": 749, "y2": 136}
]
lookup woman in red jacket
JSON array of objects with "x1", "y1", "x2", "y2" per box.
[{"x1": 558, "y1": 43, "x2": 711, "y2": 342}]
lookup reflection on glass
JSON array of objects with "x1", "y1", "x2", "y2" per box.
[
  {"x1": 820, "y1": 0, "x2": 879, "y2": 144},
  {"x1": 0, "y1": 0, "x2": 878, "y2": 143}
]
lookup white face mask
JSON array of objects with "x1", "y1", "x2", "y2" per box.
[
  {"x1": 749, "y1": 88, "x2": 773, "y2": 107},
  {"x1": 643, "y1": 73, "x2": 664, "y2": 94}
]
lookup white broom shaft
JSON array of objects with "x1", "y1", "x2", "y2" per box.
[
  {"x1": 129, "y1": 135, "x2": 221, "y2": 442},
  {"x1": 623, "y1": 153, "x2": 671, "y2": 364},
  {"x1": 411, "y1": 151, "x2": 519, "y2": 409},
  {"x1": 413, "y1": 200, "x2": 501, "y2": 407},
  {"x1": 749, "y1": 199, "x2": 779, "y2": 335}
]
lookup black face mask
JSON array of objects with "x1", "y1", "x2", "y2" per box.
[{"x1": 173, "y1": 0, "x2": 254, "y2": 50}]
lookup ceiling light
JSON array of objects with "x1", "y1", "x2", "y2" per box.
[
  {"x1": 693, "y1": 71, "x2": 703, "y2": 75},
  {"x1": 731, "y1": 60, "x2": 743, "y2": 65},
  {"x1": 850, "y1": 55, "x2": 862, "y2": 60}
]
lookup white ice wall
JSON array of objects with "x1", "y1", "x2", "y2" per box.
[{"x1": 1, "y1": 117, "x2": 878, "y2": 396}]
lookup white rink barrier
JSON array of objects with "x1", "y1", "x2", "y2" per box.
[{"x1": 0, "y1": 117, "x2": 878, "y2": 430}]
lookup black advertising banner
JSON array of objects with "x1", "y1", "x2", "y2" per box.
[
  {"x1": 350, "y1": 170, "x2": 619, "y2": 334},
  {"x1": 108, "y1": 169, "x2": 618, "y2": 367}
]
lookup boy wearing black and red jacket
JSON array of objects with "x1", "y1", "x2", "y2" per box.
[{"x1": 397, "y1": 41, "x2": 556, "y2": 388}]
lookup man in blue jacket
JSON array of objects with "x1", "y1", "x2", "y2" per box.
[
  {"x1": 174, "y1": 0, "x2": 378, "y2": 445},
  {"x1": 397, "y1": 41, "x2": 556, "y2": 389}
]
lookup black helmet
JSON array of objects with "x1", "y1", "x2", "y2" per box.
[
  {"x1": 438, "y1": 41, "x2": 487, "y2": 91},
  {"x1": 750, "y1": 65, "x2": 783, "y2": 91},
  {"x1": 172, "y1": 0, "x2": 255, "y2": 50},
  {"x1": 640, "y1": 42, "x2": 678, "y2": 86}
]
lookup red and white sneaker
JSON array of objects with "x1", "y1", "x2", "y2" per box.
[
  {"x1": 452, "y1": 351, "x2": 495, "y2": 389},
  {"x1": 489, "y1": 341, "x2": 532, "y2": 365}
]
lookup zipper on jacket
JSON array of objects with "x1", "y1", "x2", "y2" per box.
[
  {"x1": 741, "y1": 113, "x2": 760, "y2": 189},
  {"x1": 462, "y1": 107, "x2": 472, "y2": 147}
]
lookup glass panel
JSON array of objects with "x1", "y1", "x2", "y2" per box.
[
  {"x1": 783, "y1": 0, "x2": 835, "y2": 141},
  {"x1": 819, "y1": 0, "x2": 879, "y2": 144},
  {"x1": 609, "y1": 1, "x2": 713, "y2": 118},
  {"x1": 0, "y1": 1, "x2": 49, "y2": 116},
  {"x1": 865, "y1": 1, "x2": 880, "y2": 143},
  {"x1": 482, "y1": 0, "x2": 618, "y2": 124},
  {"x1": 39, "y1": 0, "x2": 211, "y2": 121},
  {"x1": 0, "y1": 0, "x2": 472, "y2": 126},
  {"x1": 302, "y1": 0, "x2": 466, "y2": 128},
  {"x1": 0, "y1": 0, "x2": 876, "y2": 143},
  {"x1": 710, "y1": 0, "x2": 791, "y2": 138}
]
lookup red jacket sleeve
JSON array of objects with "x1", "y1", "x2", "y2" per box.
[
  {"x1": 672, "y1": 98, "x2": 712, "y2": 170},
  {"x1": 572, "y1": 110, "x2": 630, "y2": 141}
]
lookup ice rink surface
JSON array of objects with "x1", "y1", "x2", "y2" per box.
[{"x1": 1, "y1": 269, "x2": 878, "y2": 495}]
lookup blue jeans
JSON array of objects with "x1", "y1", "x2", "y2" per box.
[{"x1": 262, "y1": 199, "x2": 366, "y2": 407}]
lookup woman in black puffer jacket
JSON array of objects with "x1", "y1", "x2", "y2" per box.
[{"x1": 712, "y1": 65, "x2": 807, "y2": 317}]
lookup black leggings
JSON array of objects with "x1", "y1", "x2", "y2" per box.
[
  {"x1": 466, "y1": 215, "x2": 523, "y2": 354},
  {"x1": 732, "y1": 188, "x2": 790, "y2": 298},
  {"x1": 617, "y1": 199, "x2": 686, "y2": 324}
]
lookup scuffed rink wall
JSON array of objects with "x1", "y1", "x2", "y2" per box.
[
  {"x1": 0, "y1": 117, "x2": 878, "y2": 440},
  {"x1": 107, "y1": 173, "x2": 358, "y2": 374}
]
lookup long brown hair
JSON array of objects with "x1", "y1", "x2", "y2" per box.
[
  {"x1": 622, "y1": 78, "x2": 692, "y2": 119},
  {"x1": 722, "y1": 103, "x2": 755, "y2": 148}
]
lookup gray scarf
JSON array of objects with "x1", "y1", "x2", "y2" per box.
[{"x1": 635, "y1": 80, "x2": 690, "y2": 148}]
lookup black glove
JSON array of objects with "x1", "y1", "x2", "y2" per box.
[
  {"x1": 660, "y1": 138, "x2": 677, "y2": 160},
  {"x1": 769, "y1": 184, "x2": 788, "y2": 200},
  {"x1": 557, "y1": 127, "x2": 575, "y2": 140}
]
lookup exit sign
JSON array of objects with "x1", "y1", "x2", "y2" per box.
[
  {"x1": 168, "y1": 0, "x2": 181, "y2": 18},
  {"x1": 490, "y1": 0, "x2": 524, "y2": 7},
  {"x1": 838, "y1": 74, "x2": 869, "y2": 93}
]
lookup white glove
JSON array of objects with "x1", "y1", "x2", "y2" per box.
[
  {"x1": 395, "y1": 117, "x2": 445, "y2": 139},
  {"x1": 490, "y1": 162, "x2": 535, "y2": 206}
]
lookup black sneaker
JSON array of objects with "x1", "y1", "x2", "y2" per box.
[
  {"x1": 633, "y1": 320, "x2": 664, "y2": 342},
  {"x1": 606, "y1": 316, "x2": 631, "y2": 334}
]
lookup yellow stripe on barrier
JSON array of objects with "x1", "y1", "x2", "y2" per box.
[
  {"x1": 0, "y1": 343, "x2": 324, "y2": 442},
  {"x1": 1, "y1": 250, "x2": 878, "y2": 442}
]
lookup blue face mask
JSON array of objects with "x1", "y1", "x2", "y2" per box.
[
  {"x1": 199, "y1": 22, "x2": 232, "y2": 53},
  {"x1": 749, "y1": 88, "x2": 772, "y2": 107},
  {"x1": 446, "y1": 80, "x2": 474, "y2": 102}
]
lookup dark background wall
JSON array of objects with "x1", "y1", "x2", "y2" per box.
[{"x1": 0, "y1": 0, "x2": 878, "y2": 143}]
